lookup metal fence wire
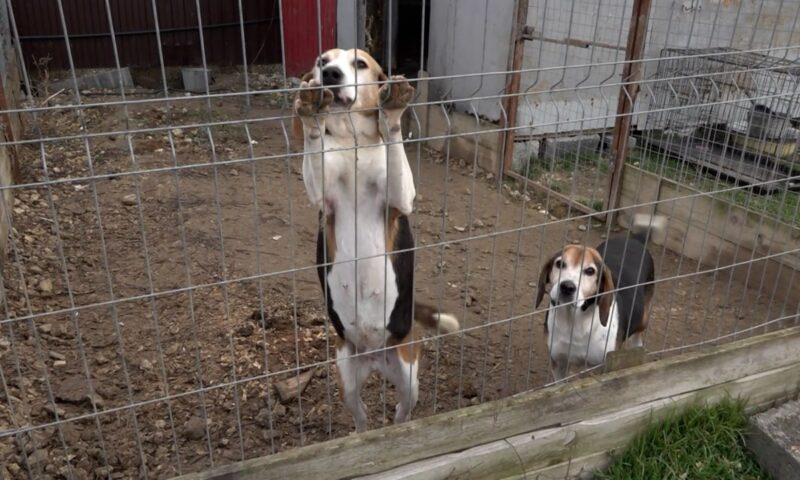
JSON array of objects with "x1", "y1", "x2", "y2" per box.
[{"x1": 0, "y1": 0, "x2": 798, "y2": 478}]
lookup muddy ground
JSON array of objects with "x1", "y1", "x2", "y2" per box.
[{"x1": 0, "y1": 76, "x2": 791, "y2": 479}]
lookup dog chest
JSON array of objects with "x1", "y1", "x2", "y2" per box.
[{"x1": 547, "y1": 303, "x2": 619, "y2": 365}]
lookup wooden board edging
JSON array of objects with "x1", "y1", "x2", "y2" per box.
[
  {"x1": 360, "y1": 363, "x2": 800, "y2": 480},
  {"x1": 173, "y1": 326, "x2": 800, "y2": 480}
]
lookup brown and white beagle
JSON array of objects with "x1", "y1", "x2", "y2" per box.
[
  {"x1": 535, "y1": 214, "x2": 667, "y2": 381},
  {"x1": 294, "y1": 49, "x2": 459, "y2": 432}
]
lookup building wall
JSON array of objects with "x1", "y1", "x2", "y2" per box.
[
  {"x1": 426, "y1": 0, "x2": 800, "y2": 136},
  {"x1": 426, "y1": 0, "x2": 515, "y2": 123},
  {"x1": 11, "y1": 0, "x2": 282, "y2": 70}
]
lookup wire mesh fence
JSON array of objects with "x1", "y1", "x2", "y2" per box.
[{"x1": 0, "y1": 0, "x2": 798, "y2": 478}]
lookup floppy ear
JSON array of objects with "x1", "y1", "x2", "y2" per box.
[
  {"x1": 292, "y1": 71, "x2": 317, "y2": 142},
  {"x1": 597, "y1": 262, "x2": 615, "y2": 327},
  {"x1": 535, "y1": 253, "x2": 558, "y2": 308}
]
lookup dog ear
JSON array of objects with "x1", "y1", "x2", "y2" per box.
[
  {"x1": 597, "y1": 262, "x2": 615, "y2": 327},
  {"x1": 535, "y1": 253, "x2": 558, "y2": 308}
]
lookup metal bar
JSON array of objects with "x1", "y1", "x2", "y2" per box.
[
  {"x1": 606, "y1": 0, "x2": 653, "y2": 224},
  {"x1": 527, "y1": 32, "x2": 626, "y2": 52}
]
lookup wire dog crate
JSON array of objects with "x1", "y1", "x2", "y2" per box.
[{"x1": 643, "y1": 47, "x2": 800, "y2": 191}]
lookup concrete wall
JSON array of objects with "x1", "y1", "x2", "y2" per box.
[
  {"x1": 337, "y1": 0, "x2": 366, "y2": 50},
  {"x1": 619, "y1": 165, "x2": 800, "y2": 304},
  {"x1": 425, "y1": 0, "x2": 800, "y2": 135},
  {"x1": 426, "y1": 0, "x2": 515, "y2": 123}
]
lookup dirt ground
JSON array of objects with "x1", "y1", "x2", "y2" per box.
[{"x1": 0, "y1": 78, "x2": 789, "y2": 479}]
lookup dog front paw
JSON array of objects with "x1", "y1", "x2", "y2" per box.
[
  {"x1": 294, "y1": 79, "x2": 334, "y2": 117},
  {"x1": 379, "y1": 75, "x2": 415, "y2": 111}
]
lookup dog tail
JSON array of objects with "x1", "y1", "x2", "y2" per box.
[
  {"x1": 413, "y1": 302, "x2": 460, "y2": 334},
  {"x1": 631, "y1": 213, "x2": 668, "y2": 244}
]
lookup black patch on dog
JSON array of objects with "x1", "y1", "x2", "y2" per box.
[
  {"x1": 386, "y1": 214, "x2": 415, "y2": 340},
  {"x1": 316, "y1": 216, "x2": 345, "y2": 339},
  {"x1": 596, "y1": 232, "x2": 655, "y2": 343}
]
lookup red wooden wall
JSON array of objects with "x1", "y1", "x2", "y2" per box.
[
  {"x1": 12, "y1": 0, "x2": 282, "y2": 70},
  {"x1": 281, "y1": 0, "x2": 337, "y2": 77}
]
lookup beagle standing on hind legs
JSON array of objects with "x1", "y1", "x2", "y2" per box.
[
  {"x1": 536, "y1": 214, "x2": 667, "y2": 382},
  {"x1": 293, "y1": 49, "x2": 459, "y2": 432}
]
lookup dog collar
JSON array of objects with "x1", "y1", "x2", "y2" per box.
[
  {"x1": 550, "y1": 297, "x2": 597, "y2": 311},
  {"x1": 580, "y1": 296, "x2": 597, "y2": 311}
]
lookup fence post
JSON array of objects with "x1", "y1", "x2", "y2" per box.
[
  {"x1": 499, "y1": 0, "x2": 530, "y2": 178},
  {"x1": 606, "y1": 0, "x2": 652, "y2": 224}
]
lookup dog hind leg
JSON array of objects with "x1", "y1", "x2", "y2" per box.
[
  {"x1": 381, "y1": 349, "x2": 419, "y2": 424},
  {"x1": 336, "y1": 342, "x2": 372, "y2": 433}
]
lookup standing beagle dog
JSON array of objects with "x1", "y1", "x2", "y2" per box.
[
  {"x1": 294, "y1": 49, "x2": 459, "y2": 432},
  {"x1": 535, "y1": 214, "x2": 667, "y2": 381}
]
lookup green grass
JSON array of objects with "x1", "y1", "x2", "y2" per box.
[
  {"x1": 524, "y1": 150, "x2": 609, "y2": 211},
  {"x1": 524, "y1": 150, "x2": 609, "y2": 180},
  {"x1": 597, "y1": 399, "x2": 768, "y2": 480},
  {"x1": 628, "y1": 147, "x2": 799, "y2": 226}
]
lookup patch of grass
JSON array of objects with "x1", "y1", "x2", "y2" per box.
[
  {"x1": 586, "y1": 199, "x2": 605, "y2": 211},
  {"x1": 525, "y1": 150, "x2": 609, "y2": 180},
  {"x1": 597, "y1": 399, "x2": 768, "y2": 480},
  {"x1": 628, "y1": 147, "x2": 799, "y2": 226}
]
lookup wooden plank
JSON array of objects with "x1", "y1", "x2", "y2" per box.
[
  {"x1": 605, "y1": 346, "x2": 646, "y2": 372},
  {"x1": 499, "y1": 0, "x2": 530, "y2": 177},
  {"x1": 606, "y1": 0, "x2": 653, "y2": 222},
  {"x1": 359, "y1": 363, "x2": 800, "y2": 480},
  {"x1": 174, "y1": 327, "x2": 800, "y2": 480}
]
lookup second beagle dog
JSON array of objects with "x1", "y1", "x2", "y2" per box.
[{"x1": 536, "y1": 214, "x2": 667, "y2": 381}]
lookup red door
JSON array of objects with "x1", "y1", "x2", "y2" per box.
[{"x1": 281, "y1": 0, "x2": 337, "y2": 77}]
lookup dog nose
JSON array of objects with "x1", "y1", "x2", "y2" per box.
[
  {"x1": 559, "y1": 281, "x2": 577, "y2": 297},
  {"x1": 322, "y1": 66, "x2": 343, "y2": 86}
]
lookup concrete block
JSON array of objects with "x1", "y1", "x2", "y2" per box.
[
  {"x1": 746, "y1": 399, "x2": 800, "y2": 480},
  {"x1": 600, "y1": 133, "x2": 637, "y2": 152},
  {"x1": 426, "y1": 107, "x2": 500, "y2": 174},
  {"x1": 541, "y1": 134, "x2": 601, "y2": 159},
  {"x1": 52, "y1": 67, "x2": 134, "y2": 91},
  {"x1": 181, "y1": 67, "x2": 214, "y2": 93},
  {"x1": 511, "y1": 140, "x2": 540, "y2": 174}
]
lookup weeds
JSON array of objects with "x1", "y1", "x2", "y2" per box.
[{"x1": 597, "y1": 399, "x2": 768, "y2": 480}]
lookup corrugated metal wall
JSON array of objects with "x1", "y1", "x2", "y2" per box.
[{"x1": 11, "y1": 0, "x2": 282, "y2": 70}]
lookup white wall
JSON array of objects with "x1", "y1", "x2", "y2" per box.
[
  {"x1": 425, "y1": 0, "x2": 800, "y2": 135},
  {"x1": 426, "y1": 0, "x2": 515, "y2": 122},
  {"x1": 337, "y1": 0, "x2": 366, "y2": 50}
]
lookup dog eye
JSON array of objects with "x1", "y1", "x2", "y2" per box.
[
  {"x1": 318, "y1": 57, "x2": 329, "y2": 67},
  {"x1": 584, "y1": 267, "x2": 596, "y2": 276},
  {"x1": 554, "y1": 259, "x2": 564, "y2": 269},
  {"x1": 355, "y1": 59, "x2": 368, "y2": 69}
]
